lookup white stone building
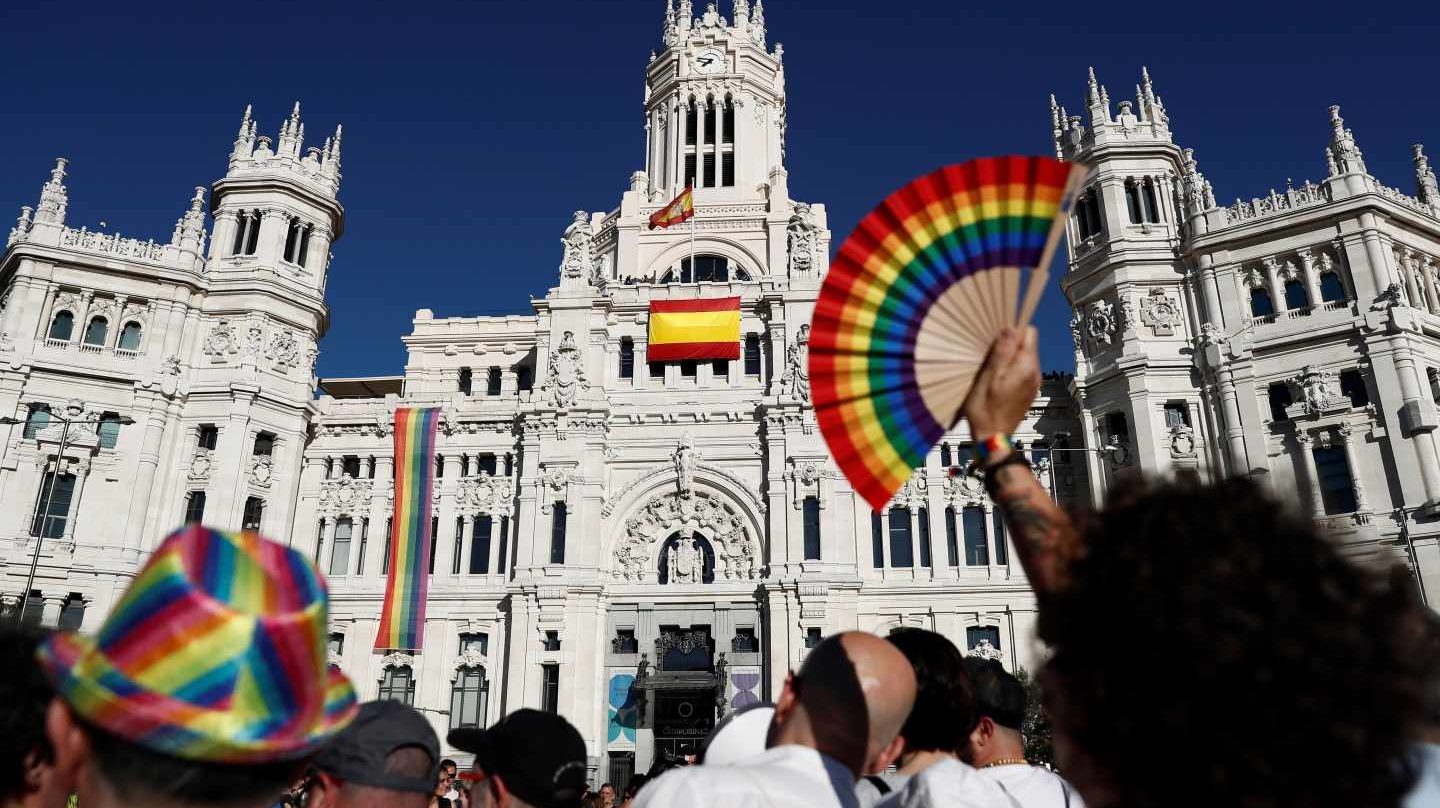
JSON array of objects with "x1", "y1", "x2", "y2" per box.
[
  {"x1": 1053, "y1": 66, "x2": 1440, "y2": 604},
  {"x1": 5, "y1": 0, "x2": 1435, "y2": 790}
]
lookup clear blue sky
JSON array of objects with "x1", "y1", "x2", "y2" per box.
[{"x1": 2, "y1": 0, "x2": 1435, "y2": 378}]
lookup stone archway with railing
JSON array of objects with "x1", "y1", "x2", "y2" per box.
[{"x1": 611, "y1": 483, "x2": 763, "y2": 585}]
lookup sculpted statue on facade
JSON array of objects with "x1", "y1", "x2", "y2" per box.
[
  {"x1": 543, "y1": 331, "x2": 587, "y2": 409},
  {"x1": 1294, "y1": 366, "x2": 1347, "y2": 415},
  {"x1": 666, "y1": 537, "x2": 705, "y2": 584},
  {"x1": 781, "y1": 324, "x2": 811, "y2": 401},
  {"x1": 786, "y1": 203, "x2": 819, "y2": 276},
  {"x1": 559, "y1": 211, "x2": 593, "y2": 281},
  {"x1": 674, "y1": 433, "x2": 699, "y2": 495},
  {"x1": 968, "y1": 638, "x2": 1003, "y2": 662}
]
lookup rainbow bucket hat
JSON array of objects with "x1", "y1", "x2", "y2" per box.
[{"x1": 36, "y1": 525, "x2": 358, "y2": 763}]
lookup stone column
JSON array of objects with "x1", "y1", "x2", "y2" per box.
[
  {"x1": 1217, "y1": 367, "x2": 1249, "y2": 475},
  {"x1": 1262, "y1": 258, "x2": 1285, "y2": 312},
  {"x1": 1401, "y1": 250, "x2": 1424, "y2": 310},
  {"x1": 42, "y1": 596, "x2": 65, "y2": 629},
  {"x1": 209, "y1": 210, "x2": 238, "y2": 261},
  {"x1": 1078, "y1": 403, "x2": 1105, "y2": 507},
  {"x1": 458, "y1": 516, "x2": 473, "y2": 575},
  {"x1": 1394, "y1": 349, "x2": 1440, "y2": 504},
  {"x1": 1360, "y1": 215, "x2": 1397, "y2": 293},
  {"x1": 1336, "y1": 424, "x2": 1370, "y2": 513},
  {"x1": 1295, "y1": 432, "x2": 1325, "y2": 516},
  {"x1": 321, "y1": 517, "x2": 339, "y2": 573},
  {"x1": 1298, "y1": 249, "x2": 1323, "y2": 310},
  {"x1": 123, "y1": 392, "x2": 169, "y2": 553},
  {"x1": 907, "y1": 506, "x2": 920, "y2": 571}
]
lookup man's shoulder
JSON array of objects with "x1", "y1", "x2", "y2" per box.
[{"x1": 892, "y1": 759, "x2": 1010, "y2": 808}]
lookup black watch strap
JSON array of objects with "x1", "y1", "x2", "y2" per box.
[{"x1": 982, "y1": 452, "x2": 1031, "y2": 493}]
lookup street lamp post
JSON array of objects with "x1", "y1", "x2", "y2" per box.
[{"x1": 5, "y1": 407, "x2": 134, "y2": 626}]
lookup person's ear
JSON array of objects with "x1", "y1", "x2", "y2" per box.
[
  {"x1": 869, "y1": 733, "x2": 906, "y2": 774},
  {"x1": 491, "y1": 773, "x2": 513, "y2": 808},
  {"x1": 45, "y1": 699, "x2": 88, "y2": 796},
  {"x1": 305, "y1": 774, "x2": 334, "y2": 808}
]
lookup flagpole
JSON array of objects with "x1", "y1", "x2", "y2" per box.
[{"x1": 689, "y1": 189, "x2": 696, "y2": 282}]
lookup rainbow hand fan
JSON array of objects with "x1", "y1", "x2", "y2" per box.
[{"x1": 809, "y1": 155, "x2": 1090, "y2": 510}]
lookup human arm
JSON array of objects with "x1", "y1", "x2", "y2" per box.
[{"x1": 961, "y1": 327, "x2": 1079, "y2": 594}]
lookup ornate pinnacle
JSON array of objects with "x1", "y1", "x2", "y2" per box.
[
  {"x1": 750, "y1": 0, "x2": 766, "y2": 45},
  {"x1": 1416, "y1": 144, "x2": 1440, "y2": 205},
  {"x1": 734, "y1": 0, "x2": 749, "y2": 24},
  {"x1": 1326, "y1": 104, "x2": 1367, "y2": 175},
  {"x1": 33, "y1": 157, "x2": 69, "y2": 226},
  {"x1": 238, "y1": 104, "x2": 253, "y2": 139},
  {"x1": 1086, "y1": 66, "x2": 1099, "y2": 103}
]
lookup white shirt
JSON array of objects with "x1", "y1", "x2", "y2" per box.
[
  {"x1": 978, "y1": 764, "x2": 1083, "y2": 808},
  {"x1": 634, "y1": 744, "x2": 859, "y2": 808},
  {"x1": 855, "y1": 773, "x2": 910, "y2": 808},
  {"x1": 876, "y1": 758, "x2": 1014, "y2": 808}
]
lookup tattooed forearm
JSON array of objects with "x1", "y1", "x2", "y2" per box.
[{"x1": 989, "y1": 463, "x2": 1078, "y2": 594}]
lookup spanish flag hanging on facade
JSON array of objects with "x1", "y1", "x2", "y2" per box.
[
  {"x1": 649, "y1": 186, "x2": 695, "y2": 230},
  {"x1": 648, "y1": 297, "x2": 741, "y2": 361}
]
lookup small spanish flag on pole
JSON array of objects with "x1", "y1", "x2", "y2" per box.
[{"x1": 649, "y1": 186, "x2": 695, "y2": 230}]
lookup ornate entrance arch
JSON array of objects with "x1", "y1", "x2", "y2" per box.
[{"x1": 614, "y1": 489, "x2": 760, "y2": 583}]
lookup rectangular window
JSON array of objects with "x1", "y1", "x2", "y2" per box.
[
  {"x1": 1163, "y1": 402, "x2": 1191, "y2": 429},
  {"x1": 967, "y1": 626, "x2": 1001, "y2": 653},
  {"x1": 471, "y1": 515, "x2": 493, "y2": 575},
  {"x1": 242, "y1": 496, "x2": 265, "y2": 532},
  {"x1": 197, "y1": 424, "x2": 218, "y2": 450},
  {"x1": 330, "y1": 518, "x2": 353, "y2": 576},
  {"x1": 1313, "y1": 445, "x2": 1358, "y2": 514},
  {"x1": 1125, "y1": 181, "x2": 1143, "y2": 224},
  {"x1": 721, "y1": 151, "x2": 735, "y2": 188},
  {"x1": 541, "y1": 664, "x2": 560, "y2": 714},
  {"x1": 685, "y1": 105, "x2": 698, "y2": 146},
  {"x1": 253, "y1": 432, "x2": 275, "y2": 456},
  {"x1": 805, "y1": 627, "x2": 823, "y2": 649},
  {"x1": 1105, "y1": 412, "x2": 1131, "y2": 444},
  {"x1": 435, "y1": 455, "x2": 445, "y2": 479},
  {"x1": 870, "y1": 510, "x2": 884, "y2": 569},
  {"x1": 550, "y1": 503, "x2": 567, "y2": 564},
  {"x1": 478, "y1": 453, "x2": 498, "y2": 476},
  {"x1": 917, "y1": 507, "x2": 932, "y2": 567},
  {"x1": 517, "y1": 365, "x2": 534, "y2": 391},
  {"x1": 744, "y1": 334, "x2": 762, "y2": 376},
  {"x1": 1141, "y1": 178, "x2": 1162, "y2": 223},
  {"x1": 940, "y1": 443, "x2": 952, "y2": 468},
  {"x1": 620, "y1": 338, "x2": 635, "y2": 380},
  {"x1": 1340, "y1": 369, "x2": 1369, "y2": 407},
  {"x1": 315, "y1": 520, "x2": 325, "y2": 562},
  {"x1": 450, "y1": 666, "x2": 489, "y2": 730},
  {"x1": 58, "y1": 594, "x2": 85, "y2": 632},
  {"x1": 453, "y1": 518, "x2": 464, "y2": 575},
  {"x1": 458, "y1": 367, "x2": 473, "y2": 395},
  {"x1": 703, "y1": 153, "x2": 716, "y2": 188},
  {"x1": 963, "y1": 506, "x2": 989, "y2": 566},
  {"x1": 613, "y1": 629, "x2": 639, "y2": 654},
  {"x1": 954, "y1": 443, "x2": 975, "y2": 469},
  {"x1": 1029, "y1": 441, "x2": 1052, "y2": 466},
  {"x1": 460, "y1": 632, "x2": 489, "y2": 655},
  {"x1": 32, "y1": 472, "x2": 76, "y2": 539},
  {"x1": 382, "y1": 518, "x2": 392, "y2": 575},
  {"x1": 802, "y1": 496, "x2": 821, "y2": 560},
  {"x1": 993, "y1": 510, "x2": 1008, "y2": 565},
  {"x1": 732, "y1": 627, "x2": 758, "y2": 652},
  {"x1": 97, "y1": 413, "x2": 123, "y2": 449},
  {"x1": 498, "y1": 515, "x2": 510, "y2": 574},
  {"x1": 684, "y1": 154, "x2": 698, "y2": 188},
  {"x1": 379, "y1": 665, "x2": 416, "y2": 706},
  {"x1": 487, "y1": 367, "x2": 503, "y2": 396},
  {"x1": 429, "y1": 516, "x2": 439, "y2": 574},
  {"x1": 1268, "y1": 383, "x2": 1294, "y2": 423},
  {"x1": 341, "y1": 455, "x2": 361, "y2": 478},
  {"x1": 543, "y1": 630, "x2": 562, "y2": 652},
  {"x1": 888, "y1": 509, "x2": 914, "y2": 568},
  {"x1": 183, "y1": 490, "x2": 206, "y2": 526},
  {"x1": 711, "y1": 359, "x2": 729, "y2": 382},
  {"x1": 681, "y1": 360, "x2": 698, "y2": 380},
  {"x1": 356, "y1": 519, "x2": 368, "y2": 576},
  {"x1": 23, "y1": 405, "x2": 51, "y2": 440},
  {"x1": 944, "y1": 506, "x2": 960, "y2": 566},
  {"x1": 328, "y1": 632, "x2": 345, "y2": 656}
]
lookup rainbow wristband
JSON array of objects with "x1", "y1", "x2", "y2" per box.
[{"x1": 976, "y1": 434, "x2": 1014, "y2": 464}]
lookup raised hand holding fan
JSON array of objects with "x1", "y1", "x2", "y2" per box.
[{"x1": 808, "y1": 155, "x2": 1090, "y2": 510}]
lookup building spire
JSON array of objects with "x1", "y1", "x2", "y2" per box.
[
  {"x1": 678, "y1": 0, "x2": 693, "y2": 30},
  {"x1": 1326, "y1": 105, "x2": 1367, "y2": 176},
  {"x1": 1416, "y1": 144, "x2": 1440, "y2": 206},
  {"x1": 750, "y1": 0, "x2": 766, "y2": 45},
  {"x1": 172, "y1": 186, "x2": 208, "y2": 248},
  {"x1": 1086, "y1": 66, "x2": 1099, "y2": 104},
  {"x1": 33, "y1": 157, "x2": 69, "y2": 227},
  {"x1": 7, "y1": 205, "x2": 32, "y2": 247},
  {"x1": 322, "y1": 124, "x2": 342, "y2": 180},
  {"x1": 1050, "y1": 93, "x2": 1065, "y2": 158},
  {"x1": 734, "y1": 0, "x2": 749, "y2": 26}
]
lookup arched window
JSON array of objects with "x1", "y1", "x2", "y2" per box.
[
  {"x1": 378, "y1": 664, "x2": 416, "y2": 705},
  {"x1": 684, "y1": 97, "x2": 699, "y2": 188},
  {"x1": 669, "y1": 254, "x2": 731, "y2": 283},
  {"x1": 450, "y1": 666, "x2": 490, "y2": 730},
  {"x1": 117, "y1": 321, "x2": 142, "y2": 351},
  {"x1": 1283, "y1": 279, "x2": 1309, "y2": 310},
  {"x1": 1250, "y1": 288, "x2": 1275, "y2": 318},
  {"x1": 1075, "y1": 190, "x2": 1103, "y2": 240},
  {"x1": 1320, "y1": 271, "x2": 1346, "y2": 303},
  {"x1": 657, "y1": 533, "x2": 715, "y2": 584},
  {"x1": 1141, "y1": 177, "x2": 1162, "y2": 222},
  {"x1": 83, "y1": 316, "x2": 109, "y2": 346},
  {"x1": 48, "y1": 311, "x2": 74, "y2": 341},
  {"x1": 232, "y1": 209, "x2": 261, "y2": 257},
  {"x1": 703, "y1": 96, "x2": 718, "y2": 187},
  {"x1": 720, "y1": 95, "x2": 735, "y2": 188},
  {"x1": 282, "y1": 216, "x2": 312, "y2": 266}
]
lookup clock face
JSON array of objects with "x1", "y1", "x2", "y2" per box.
[{"x1": 694, "y1": 49, "x2": 726, "y2": 74}]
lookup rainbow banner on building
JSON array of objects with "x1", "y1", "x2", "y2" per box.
[
  {"x1": 647, "y1": 296, "x2": 741, "y2": 361},
  {"x1": 374, "y1": 407, "x2": 440, "y2": 652}
]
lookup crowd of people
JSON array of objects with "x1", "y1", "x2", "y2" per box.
[{"x1": 2, "y1": 327, "x2": 1438, "y2": 808}]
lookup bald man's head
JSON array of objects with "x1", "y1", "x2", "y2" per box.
[{"x1": 769, "y1": 631, "x2": 917, "y2": 777}]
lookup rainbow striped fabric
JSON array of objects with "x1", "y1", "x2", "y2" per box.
[
  {"x1": 648, "y1": 297, "x2": 742, "y2": 361},
  {"x1": 35, "y1": 525, "x2": 358, "y2": 763},
  {"x1": 809, "y1": 156, "x2": 1086, "y2": 508},
  {"x1": 375, "y1": 407, "x2": 440, "y2": 651}
]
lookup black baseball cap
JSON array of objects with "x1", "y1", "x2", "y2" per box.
[
  {"x1": 449, "y1": 709, "x2": 588, "y2": 808},
  {"x1": 315, "y1": 700, "x2": 441, "y2": 794}
]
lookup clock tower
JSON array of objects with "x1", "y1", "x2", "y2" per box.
[{"x1": 644, "y1": 1, "x2": 785, "y2": 200}]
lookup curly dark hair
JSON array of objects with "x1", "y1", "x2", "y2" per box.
[
  {"x1": 1038, "y1": 476, "x2": 1430, "y2": 808},
  {"x1": 886, "y1": 627, "x2": 976, "y2": 753},
  {"x1": 0, "y1": 625, "x2": 53, "y2": 803}
]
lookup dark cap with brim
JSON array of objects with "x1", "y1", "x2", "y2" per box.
[
  {"x1": 449, "y1": 709, "x2": 588, "y2": 808},
  {"x1": 315, "y1": 700, "x2": 440, "y2": 794}
]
